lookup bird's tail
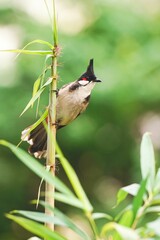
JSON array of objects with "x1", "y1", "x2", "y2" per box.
[{"x1": 21, "y1": 122, "x2": 47, "y2": 159}]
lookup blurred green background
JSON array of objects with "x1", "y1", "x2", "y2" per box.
[{"x1": 1, "y1": 0, "x2": 160, "y2": 239}]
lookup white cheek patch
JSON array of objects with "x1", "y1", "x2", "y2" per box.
[{"x1": 78, "y1": 80, "x2": 89, "y2": 86}]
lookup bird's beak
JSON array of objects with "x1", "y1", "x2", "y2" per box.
[{"x1": 94, "y1": 79, "x2": 101, "y2": 83}]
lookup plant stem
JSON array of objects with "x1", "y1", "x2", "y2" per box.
[
  {"x1": 45, "y1": 46, "x2": 58, "y2": 230},
  {"x1": 132, "y1": 192, "x2": 153, "y2": 229},
  {"x1": 45, "y1": 0, "x2": 58, "y2": 231},
  {"x1": 86, "y1": 212, "x2": 100, "y2": 240}
]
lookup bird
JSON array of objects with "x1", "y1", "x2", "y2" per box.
[{"x1": 21, "y1": 59, "x2": 101, "y2": 159}]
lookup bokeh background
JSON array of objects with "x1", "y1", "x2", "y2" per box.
[{"x1": 1, "y1": 0, "x2": 160, "y2": 239}]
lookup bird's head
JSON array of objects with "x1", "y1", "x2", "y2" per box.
[{"x1": 78, "y1": 59, "x2": 101, "y2": 86}]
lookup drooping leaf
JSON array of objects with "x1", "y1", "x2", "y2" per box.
[
  {"x1": 38, "y1": 201, "x2": 90, "y2": 240},
  {"x1": 0, "y1": 140, "x2": 74, "y2": 197},
  {"x1": 6, "y1": 214, "x2": 67, "y2": 240},
  {"x1": 11, "y1": 210, "x2": 65, "y2": 226},
  {"x1": 140, "y1": 132, "x2": 156, "y2": 193},
  {"x1": 20, "y1": 39, "x2": 53, "y2": 50},
  {"x1": 56, "y1": 143, "x2": 93, "y2": 212}
]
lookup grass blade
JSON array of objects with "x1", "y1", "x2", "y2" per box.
[
  {"x1": 38, "y1": 201, "x2": 90, "y2": 240},
  {"x1": 6, "y1": 214, "x2": 67, "y2": 240},
  {"x1": 132, "y1": 178, "x2": 147, "y2": 219},
  {"x1": 53, "y1": 1, "x2": 58, "y2": 45},
  {"x1": 11, "y1": 210, "x2": 65, "y2": 226},
  {"x1": 56, "y1": 143, "x2": 93, "y2": 212},
  {"x1": 32, "y1": 77, "x2": 41, "y2": 108},
  {"x1": 0, "y1": 140, "x2": 74, "y2": 197},
  {"x1": 1, "y1": 49, "x2": 52, "y2": 55},
  {"x1": 20, "y1": 77, "x2": 52, "y2": 116}
]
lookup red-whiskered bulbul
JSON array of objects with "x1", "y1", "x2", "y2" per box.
[{"x1": 21, "y1": 59, "x2": 101, "y2": 158}]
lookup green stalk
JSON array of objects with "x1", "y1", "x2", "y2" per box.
[{"x1": 45, "y1": 0, "x2": 58, "y2": 231}]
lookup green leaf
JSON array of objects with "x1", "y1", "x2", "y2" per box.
[
  {"x1": 38, "y1": 201, "x2": 90, "y2": 240},
  {"x1": 0, "y1": 140, "x2": 74, "y2": 197},
  {"x1": 32, "y1": 77, "x2": 41, "y2": 107},
  {"x1": 1, "y1": 49, "x2": 52, "y2": 55},
  {"x1": 140, "y1": 132, "x2": 156, "y2": 193},
  {"x1": 53, "y1": 1, "x2": 58, "y2": 45},
  {"x1": 101, "y1": 222, "x2": 139, "y2": 240},
  {"x1": 154, "y1": 168, "x2": 160, "y2": 194},
  {"x1": 6, "y1": 214, "x2": 67, "y2": 240},
  {"x1": 11, "y1": 210, "x2": 65, "y2": 226},
  {"x1": 114, "y1": 223, "x2": 139, "y2": 240},
  {"x1": 118, "y1": 210, "x2": 134, "y2": 227},
  {"x1": 92, "y1": 212, "x2": 113, "y2": 221},
  {"x1": 54, "y1": 192, "x2": 83, "y2": 209},
  {"x1": 56, "y1": 143, "x2": 93, "y2": 212},
  {"x1": 20, "y1": 77, "x2": 52, "y2": 116},
  {"x1": 116, "y1": 183, "x2": 141, "y2": 206},
  {"x1": 132, "y1": 178, "x2": 147, "y2": 218},
  {"x1": 55, "y1": 208, "x2": 90, "y2": 240},
  {"x1": 21, "y1": 39, "x2": 53, "y2": 50}
]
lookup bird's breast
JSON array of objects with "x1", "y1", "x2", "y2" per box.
[{"x1": 56, "y1": 83, "x2": 94, "y2": 126}]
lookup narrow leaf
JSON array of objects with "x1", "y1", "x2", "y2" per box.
[
  {"x1": 56, "y1": 143, "x2": 93, "y2": 212},
  {"x1": 119, "y1": 210, "x2": 134, "y2": 227},
  {"x1": 12, "y1": 210, "x2": 65, "y2": 226},
  {"x1": 55, "y1": 208, "x2": 90, "y2": 240},
  {"x1": 6, "y1": 214, "x2": 67, "y2": 240},
  {"x1": 32, "y1": 77, "x2": 41, "y2": 107},
  {"x1": 21, "y1": 39, "x2": 53, "y2": 50},
  {"x1": 54, "y1": 192, "x2": 84, "y2": 209},
  {"x1": 20, "y1": 77, "x2": 52, "y2": 116},
  {"x1": 154, "y1": 168, "x2": 160, "y2": 194},
  {"x1": 140, "y1": 132, "x2": 156, "y2": 193},
  {"x1": 0, "y1": 140, "x2": 74, "y2": 197},
  {"x1": 53, "y1": 1, "x2": 58, "y2": 45},
  {"x1": 114, "y1": 223, "x2": 139, "y2": 240},
  {"x1": 38, "y1": 201, "x2": 90, "y2": 240},
  {"x1": 1, "y1": 49, "x2": 52, "y2": 55},
  {"x1": 20, "y1": 88, "x2": 44, "y2": 116},
  {"x1": 132, "y1": 178, "x2": 147, "y2": 218}
]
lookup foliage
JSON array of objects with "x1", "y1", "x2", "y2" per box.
[{"x1": 1, "y1": 132, "x2": 160, "y2": 239}]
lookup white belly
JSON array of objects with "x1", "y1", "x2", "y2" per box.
[{"x1": 56, "y1": 81, "x2": 95, "y2": 126}]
